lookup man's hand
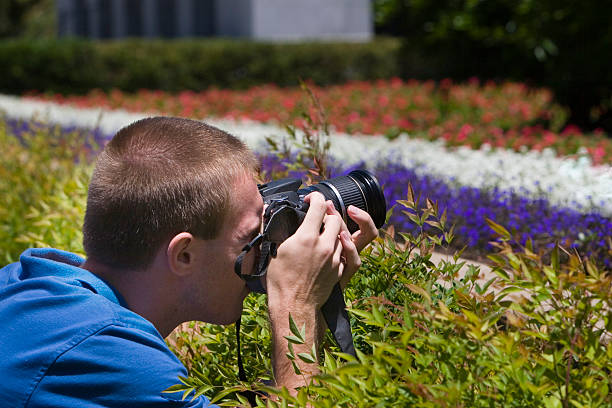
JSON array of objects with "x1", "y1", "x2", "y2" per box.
[
  {"x1": 266, "y1": 192, "x2": 344, "y2": 308},
  {"x1": 265, "y1": 192, "x2": 344, "y2": 390},
  {"x1": 264, "y1": 192, "x2": 379, "y2": 392}
]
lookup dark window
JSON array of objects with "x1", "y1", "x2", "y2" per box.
[
  {"x1": 158, "y1": 0, "x2": 176, "y2": 37},
  {"x1": 74, "y1": 1, "x2": 89, "y2": 37},
  {"x1": 193, "y1": 0, "x2": 215, "y2": 36},
  {"x1": 125, "y1": 0, "x2": 143, "y2": 36},
  {"x1": 99, "y1": 0, "x2": 112, "y2": 38}
]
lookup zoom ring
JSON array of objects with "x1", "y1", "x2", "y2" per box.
[{"x1": 327, "y1": 176, "x2": 367, "y2": 214}]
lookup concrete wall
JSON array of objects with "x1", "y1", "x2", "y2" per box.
[{"x1": 250, "y1": 0, "x2": 372, "y2": 41}]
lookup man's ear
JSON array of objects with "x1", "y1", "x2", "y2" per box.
[{"x1": 167, "y1": 232, "x2": 197, "y2": 277}]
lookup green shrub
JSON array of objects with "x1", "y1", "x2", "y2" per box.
[
  {"x1": 171, "y1": 194, "x2": 611, "y2": 407},
  {"x1": 0, "y1": 118, "x2": 92, "y2": 263},
  {"x1": 169, "y1": 107, "x2": 612, "y2": 406},
  {"x1": 0, "y1": 38, "x2": 401, "y2": 95}
]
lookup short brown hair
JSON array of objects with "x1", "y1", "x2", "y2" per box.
[{"x1": 83, "y1": 117, "x2": 259, "y2": 269}]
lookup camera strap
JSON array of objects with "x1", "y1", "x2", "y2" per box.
[
  {"x1": 234, "y1": 232, "x2": 275, "y2": 293},
  {"x1": 322, "y1": 283, "x2": 356, "y2": 356}
]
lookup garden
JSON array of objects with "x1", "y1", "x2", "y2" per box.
[
  {"x1": 2, "y1": 76, "x2": 611, "y2": 406},
  {"x1": 1, "y1": 1, "x2": 611, "y2": 406}
]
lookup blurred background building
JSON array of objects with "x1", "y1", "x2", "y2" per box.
[{"x1": 55, "y1": 0, "x2": 373, "y2": 41}]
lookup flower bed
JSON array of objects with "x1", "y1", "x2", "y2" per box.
[
  {"x1": 2, "y1": 112, "x2": 611, "y2": 408},
  {"x1": 4, "y1": 116, "x2": 610, "y2": 268},
  {"x1": 27, "y1": 79, "x2": 612, "y2": 165},
  {"x1": 2, "y1": 95, "x2": 610, "y2": 218},
  {"x1": 374, "y1": 163, "x2": 611, "y2": 267}
]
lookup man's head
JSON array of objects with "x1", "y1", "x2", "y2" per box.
[{"x1": 83, "y1": 117, "x2": 259, "y2": 271}]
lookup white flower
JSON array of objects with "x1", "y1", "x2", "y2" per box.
[{"x1": 1, "y1": 94, "x2": 610, "y2": 216}]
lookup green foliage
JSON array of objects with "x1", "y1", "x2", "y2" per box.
[
  {"x1": 165, "y1": 291, "x2": 273, "y2": 405},
  {"x1": 0, "y1": 38, "x2": 401, "y2": 95},
  {"x1": 163, "y1": 87, "x2": 611, "y2": 407},
  {"x1": 176, "y1": 193, "x2": 611, "y2": 407},
  {"x1": 0, "y1": 118, "x2": 93, "y2": 263},
  {"x1": 0, "y1": 0, "x2": 55, "y2": 38}
]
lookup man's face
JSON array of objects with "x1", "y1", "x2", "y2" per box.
[{"x1": 191, "y1": 172, "x2": 263, "y2": 325}]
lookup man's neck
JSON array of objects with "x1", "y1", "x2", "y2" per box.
[{"x1": 80, "y1": 259, "x2": 181, "y2": 338}]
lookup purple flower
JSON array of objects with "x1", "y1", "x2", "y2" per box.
[{"x1": 5, "y1": 119, "x2": 610, "y2": 268}]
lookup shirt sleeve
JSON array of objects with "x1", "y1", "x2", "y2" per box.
[{"x1": 28, "y1": 323, "x2": 219, "y2": 408}]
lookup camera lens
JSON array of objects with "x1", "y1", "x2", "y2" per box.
[{"x1": 299, "y1": 170, "x2": 386, "y2": 233}]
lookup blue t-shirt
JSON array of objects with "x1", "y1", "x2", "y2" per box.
[{"x1": 0, "y1": 248, "x2": 216, "y2": 407}]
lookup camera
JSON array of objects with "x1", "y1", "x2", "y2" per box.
[
  {"x1": 260, "y1": 169, "x2": 386, "y2": 241},
  {"x1": 234, "y1": 170, "x2": 386, "y2": 290},
  {"x1": 233, "y1": 170, "x2": 386, "y2": 355}
]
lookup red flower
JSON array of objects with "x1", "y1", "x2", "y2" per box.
[{"x1": 457, "y1": 124, "x2": 474, "y2": 142}]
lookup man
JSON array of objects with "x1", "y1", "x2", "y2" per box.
[{"x1": 0, "y1": 117, "x2": 377, "y2": 406}]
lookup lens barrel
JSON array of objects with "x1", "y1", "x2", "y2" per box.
[{"x1": 299, "y1": 170, "x2": 386, "y2": 233}]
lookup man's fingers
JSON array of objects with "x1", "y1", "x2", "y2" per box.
[
  {"x1": 347, "y1": 205, "x2": 378, "y2": 252},
  {"x1": 326, "y1": 201, "x2": 350, "y2": 233},
  {"x1": 339, "y1": 230, "x2": 361, "y2": 288},
  {"x1": 325, "y1": 203, "x2": 378, "y2": 253},
  {"x1": 321, "y1": 211, "x2": 342, "y2": 242},
  {"x1": 298, "y1": 192, "x2": 328, "y2": 236},
  {"x1": 332, "y1": 238, "x2": 343, "y2": 266}
]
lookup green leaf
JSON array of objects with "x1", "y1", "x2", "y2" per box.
[
  {"x1": 479, "y1": 277, "x2": 497, "y2": 294},
  {"x1": 348, "y1": 308, "x2": 374, "y2": 321},
  {"x1": 407, "y1": 184, "x2": 415, "y2": 205},
  {"x1": 323, "y1": 349, "x2": 337, "y2": 372},
  {"x1": 372, "y1": 305, "x2": 386, "y2": 326},
  {"x1": 287, "y1": 341, "x2": 295, "y2": 359},
  {"x1": 406, "y1": 284, "x2": 431, "y2": 303},
  {"x1": 210, "y1": 385, "x2": 246, "y2": 404},
  {"x1": 485, "y1": 218, "x2": 511, "y2": 240},
  {"x1": 235, "y1": 392, "x2": 251, "y2": 407},
  {"x1": 462, "y1": 309, "x2": 481, "y2": 325},
  {"x1": 297, "y1": 352, "x2": 317, "y2": 364},
  {"x1": 297, "y1": 388, "x2": 308, "y2": 406},
  {"x1": 288, "y1": 313, "x2": 305, "y2": 343},
  {"x1": 291, "y1": 360, "x2": 302, "y2": 375},
  {"x1": 284, "y1": 335, "x2": 305, "y2": 345},
  {"x1": 487, "y1": 254, "x2": 507, "y2": 268},
  {"x1": 542, "y1": 266, "x2": 558, "y2": 286},
  {"x1": 550, "y1": 244, "x2": 560, "y2": 272},
  {"x1": 385, "y1": 206, "x2": 395, "y2": 224},
  {"x1": 495, "y1": 286, "x2": 524, "y2": 301},
  {"x1": 333, "y1": 352, "x2": 358, "y2": 362},
  {"x1": 164, "y1": 384, "x2": 188, "y2": 393}
]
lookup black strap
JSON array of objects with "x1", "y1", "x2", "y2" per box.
[
  {"x1": 236, "y1": 317, "x2": 258, "y2": 405},
  {"x1": 234, "y1": 233, "x2": 274, "y2": 294},
  {"x1": 321, "y1": 283, "x2": 356, "y2": 357},
  {"x1": 234, "y1": 233, "x2": 265, "y2": 280},
  {"x1": 236, "y1": 318, "x2": 247, "y2": 382}
]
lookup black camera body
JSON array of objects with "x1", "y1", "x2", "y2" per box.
[{"x1": 260, "y1": 169, "x2": 386, "y2": 244}]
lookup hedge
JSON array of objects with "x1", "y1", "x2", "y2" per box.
[{"x1": 0, "y1": 38, "x2": 402, "y2": 94}]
